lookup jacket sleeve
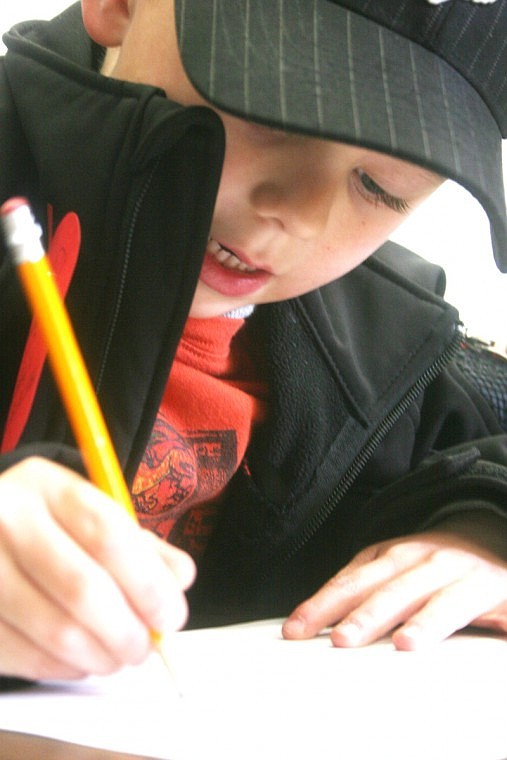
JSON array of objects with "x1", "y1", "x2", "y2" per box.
[
  {"x1": 350, "y1": 354, "x2": 507, "y2": 551},
  {"x1": 0, "y1": 442, "x2": 85, "y2": 476}
]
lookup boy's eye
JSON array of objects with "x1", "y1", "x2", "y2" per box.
[{"x1": 355, "y1": 169, "x2": 409, "y2": 214}]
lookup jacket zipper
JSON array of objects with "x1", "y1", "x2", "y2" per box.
[
  {"x1": 95, "y1": 168, "x2": 156, "y2": 395},
  {"x1": 284, "y1": 323, "x2": 465, "y2": 561}
]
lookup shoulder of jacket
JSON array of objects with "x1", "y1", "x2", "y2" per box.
[{"x1": 368, "y1": 240, "x2": 447, "y2": 298}]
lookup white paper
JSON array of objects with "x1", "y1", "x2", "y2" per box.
[{"x1": 1, "y1": 620, "x2": 506, "y2": 760}]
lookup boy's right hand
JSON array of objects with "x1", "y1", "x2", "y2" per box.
[{"x1": 0, "y1": 457, "x2": 196, "y2": 681}]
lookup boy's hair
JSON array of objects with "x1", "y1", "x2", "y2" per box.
[{"x1": 174, "y1": 0, "x2": 507, "y2": 272}]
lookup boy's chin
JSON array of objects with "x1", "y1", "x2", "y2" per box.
[{"x1": 188, "y1": 284, "x2": 249, "y2": 319}]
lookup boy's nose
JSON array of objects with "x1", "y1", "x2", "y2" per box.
[{"x1": 251, "y1": 146, "x2": 340, "y2": 240}]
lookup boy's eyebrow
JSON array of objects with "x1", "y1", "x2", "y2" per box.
[
  {"x1": 374, "y1": 156, "x2": 444, "y2": 186},
  {"x1": 406, "y1": 165, "x2": 444, "y2": 184}
]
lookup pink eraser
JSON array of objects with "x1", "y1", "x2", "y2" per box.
[{"x1": 0, "y1": 197, "x2": 29, "y2": 217}]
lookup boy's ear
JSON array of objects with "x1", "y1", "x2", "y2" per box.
[{"x1": 81, "y1": 0, "x2": 132, "y2": 47}]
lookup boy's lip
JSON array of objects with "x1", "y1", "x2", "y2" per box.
[
  {"x1": 199, "y1": 238, "x2": 272, "y2": 297},
  {"x1": 210, "y1": 239, "x2": 273, "y2": 273}
]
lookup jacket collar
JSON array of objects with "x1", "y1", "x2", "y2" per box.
[
  {"x1": 298, "y1": 244, "x2": 460, "y2": 424},
  {"x1": 1, "y1": 6, "x2": 226, "y2": 475},
  {"x1": 2, "y1": 4, "x2": 224, "y2": 247}
]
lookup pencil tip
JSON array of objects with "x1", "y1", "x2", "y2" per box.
[{"x1": 154, "y1": 635, "x2": 183, "y2": 698}]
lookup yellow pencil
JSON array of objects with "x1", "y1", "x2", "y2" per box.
[{"x1": 1, "y1": 197, "x2": 177, "y2": 684}]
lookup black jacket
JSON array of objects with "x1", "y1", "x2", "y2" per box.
[{"x1": 1, "y1": 5, "x2": 506, "y2": 627}]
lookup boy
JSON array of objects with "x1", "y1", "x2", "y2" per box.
[{"x1": 0, "y1": 0, "x2": 506, "y2": 681}]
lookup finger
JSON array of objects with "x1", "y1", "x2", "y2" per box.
[
  {"x1": 0, "y1": 459, "x2": 155, "y2": 670},
  {"x1": 393, "y1": 567, "x2": 507, "y2": 650},
  {"x1": 0, "y1": 618, "x2": 87, "y2": 682},
  {"x1": 143, "y1": 530, "x2": 197, "y2": 591},
  {"x1": 0, "y1": 458, "x2": 193, "y2": 679},
  {"x1": 470, "y1": 600, "x2": 507, "y2": 634},
  {"x1": 283, "y1": 545, "x2": 406, "y2": 640},
  {"x1": 1, "y1": 494, "x2": 153, "y2": 666},
  {"x1": 4, "y1": 459, "x2": 190, "y2": 635},
  {"x1": 50, "y1": 481, "x2": 190, "y2": 633},
  {"x1": 0, "y1": 548, "x2": 122, "y2": 677},
  {"x1": 283, "y1": 537, "x2": 447, "y2": 640},
  {"x1": 0, "y1": 459, "x2": 191, "y2": 677},
  {"x1": 330, "y1": 547, "x2": 475, "y2": 647}
]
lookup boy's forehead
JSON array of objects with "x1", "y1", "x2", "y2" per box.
[{"x1": 173, "y1": 0, "x2": 507, "y2": 273}]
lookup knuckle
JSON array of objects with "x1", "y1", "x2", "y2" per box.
[
  {"x1": 11, "y1": 456, "x2": 62, "y2": 492},
  {"x1": 344, "y1": 607, "x2": 377, "y2": 630},
  {"x1": 327, "y1": 572, "x2": 360, "y2": 600},
  {"x1": 112, "y1": 624, "x2": 151, "y2": 666},
  {"x1": 84, "y1": 526, "x2": 114, "y2": 565},
  {"x1": 70, "y1": 505, "x2": 118, "y2": 564},
  {"x1": 58, "y1": 566, "x2": 91, "y2": 610},
  {"x1": 21, "y1": 651, "x2": 83, "y2": 682},
  {"x1": 428, "y1": 547, "x2": 454, "y2": 565},
  {"x1": 12, "y1": 455, "x2": 47, "y2": 479},
  {"x1": 135, "y1": 580, "x2": 165, "y2": 620},
  {"x1": 378, "y1": 576, "x2": 405, "y2": 599},
  {"x1": 45, "y1": 622, "x2": 119, "y2": 676},
  {"x1": 428, "y1": 546, "x2": 471, "y2": 573},
  {"x1": 383, "y1": 542, "x2": 413, "y2": 570},
  {"x1": 47, "y1": 620, "x2": 85, "y2": 661}
]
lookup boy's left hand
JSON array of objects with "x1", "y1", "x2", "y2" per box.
[{"x1": 282, "y1": 511, "x2": 507, "y2": 649}]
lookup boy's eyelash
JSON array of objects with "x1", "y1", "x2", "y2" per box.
[{"x1": 355, "y1": 169, "x2": 410, "y2": 214}]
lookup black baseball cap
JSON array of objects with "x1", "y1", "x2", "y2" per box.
[{"x1": 174, "y1": 0, "x2": 507, "y2": 272}]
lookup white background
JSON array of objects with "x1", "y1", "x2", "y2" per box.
[{"x1": 1, "y1": 2, "x2": 506, "y2": 352}]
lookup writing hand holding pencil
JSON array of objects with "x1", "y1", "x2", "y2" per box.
[{"x1": 0, "y1": 198, "x2": 194, "y2": 682}]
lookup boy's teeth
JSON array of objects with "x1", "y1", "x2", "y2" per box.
[{"x1": 208, "y1": 239, "x2": 257, "y2": 273}]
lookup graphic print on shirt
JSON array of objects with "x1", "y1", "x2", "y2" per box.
[{"x1": 132, "y1": 409, "x2": 237, "y2": 554}]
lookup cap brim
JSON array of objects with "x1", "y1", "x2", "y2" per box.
[{"x1": 175, "y1": 0, "x2": 507, "y2": 272}]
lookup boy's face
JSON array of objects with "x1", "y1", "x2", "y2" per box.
[{"x1": 97, "y1": 0, "x2": 442, "y2": 318}]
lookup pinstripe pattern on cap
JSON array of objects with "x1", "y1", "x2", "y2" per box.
[{"x1": 175, "y1": 0, "x2": 507, "y2": 271}]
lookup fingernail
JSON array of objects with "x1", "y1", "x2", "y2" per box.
[
  {"x1": 282, "y1": 617, "x2": 306, "y2": 638},
  {"x1": 394, "y1": 624, "x2": 427, "y2": 650},
  {"x1": 333, "y1": 622, "x2": 363, "y2": 646}
]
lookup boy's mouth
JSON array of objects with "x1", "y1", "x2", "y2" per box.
[
  {"x1": 207, "y1": 239, "x2": 258, "y2": 273},
  {"x1": 200, "y1": 239, "x2": 271, "y2": 298}
]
